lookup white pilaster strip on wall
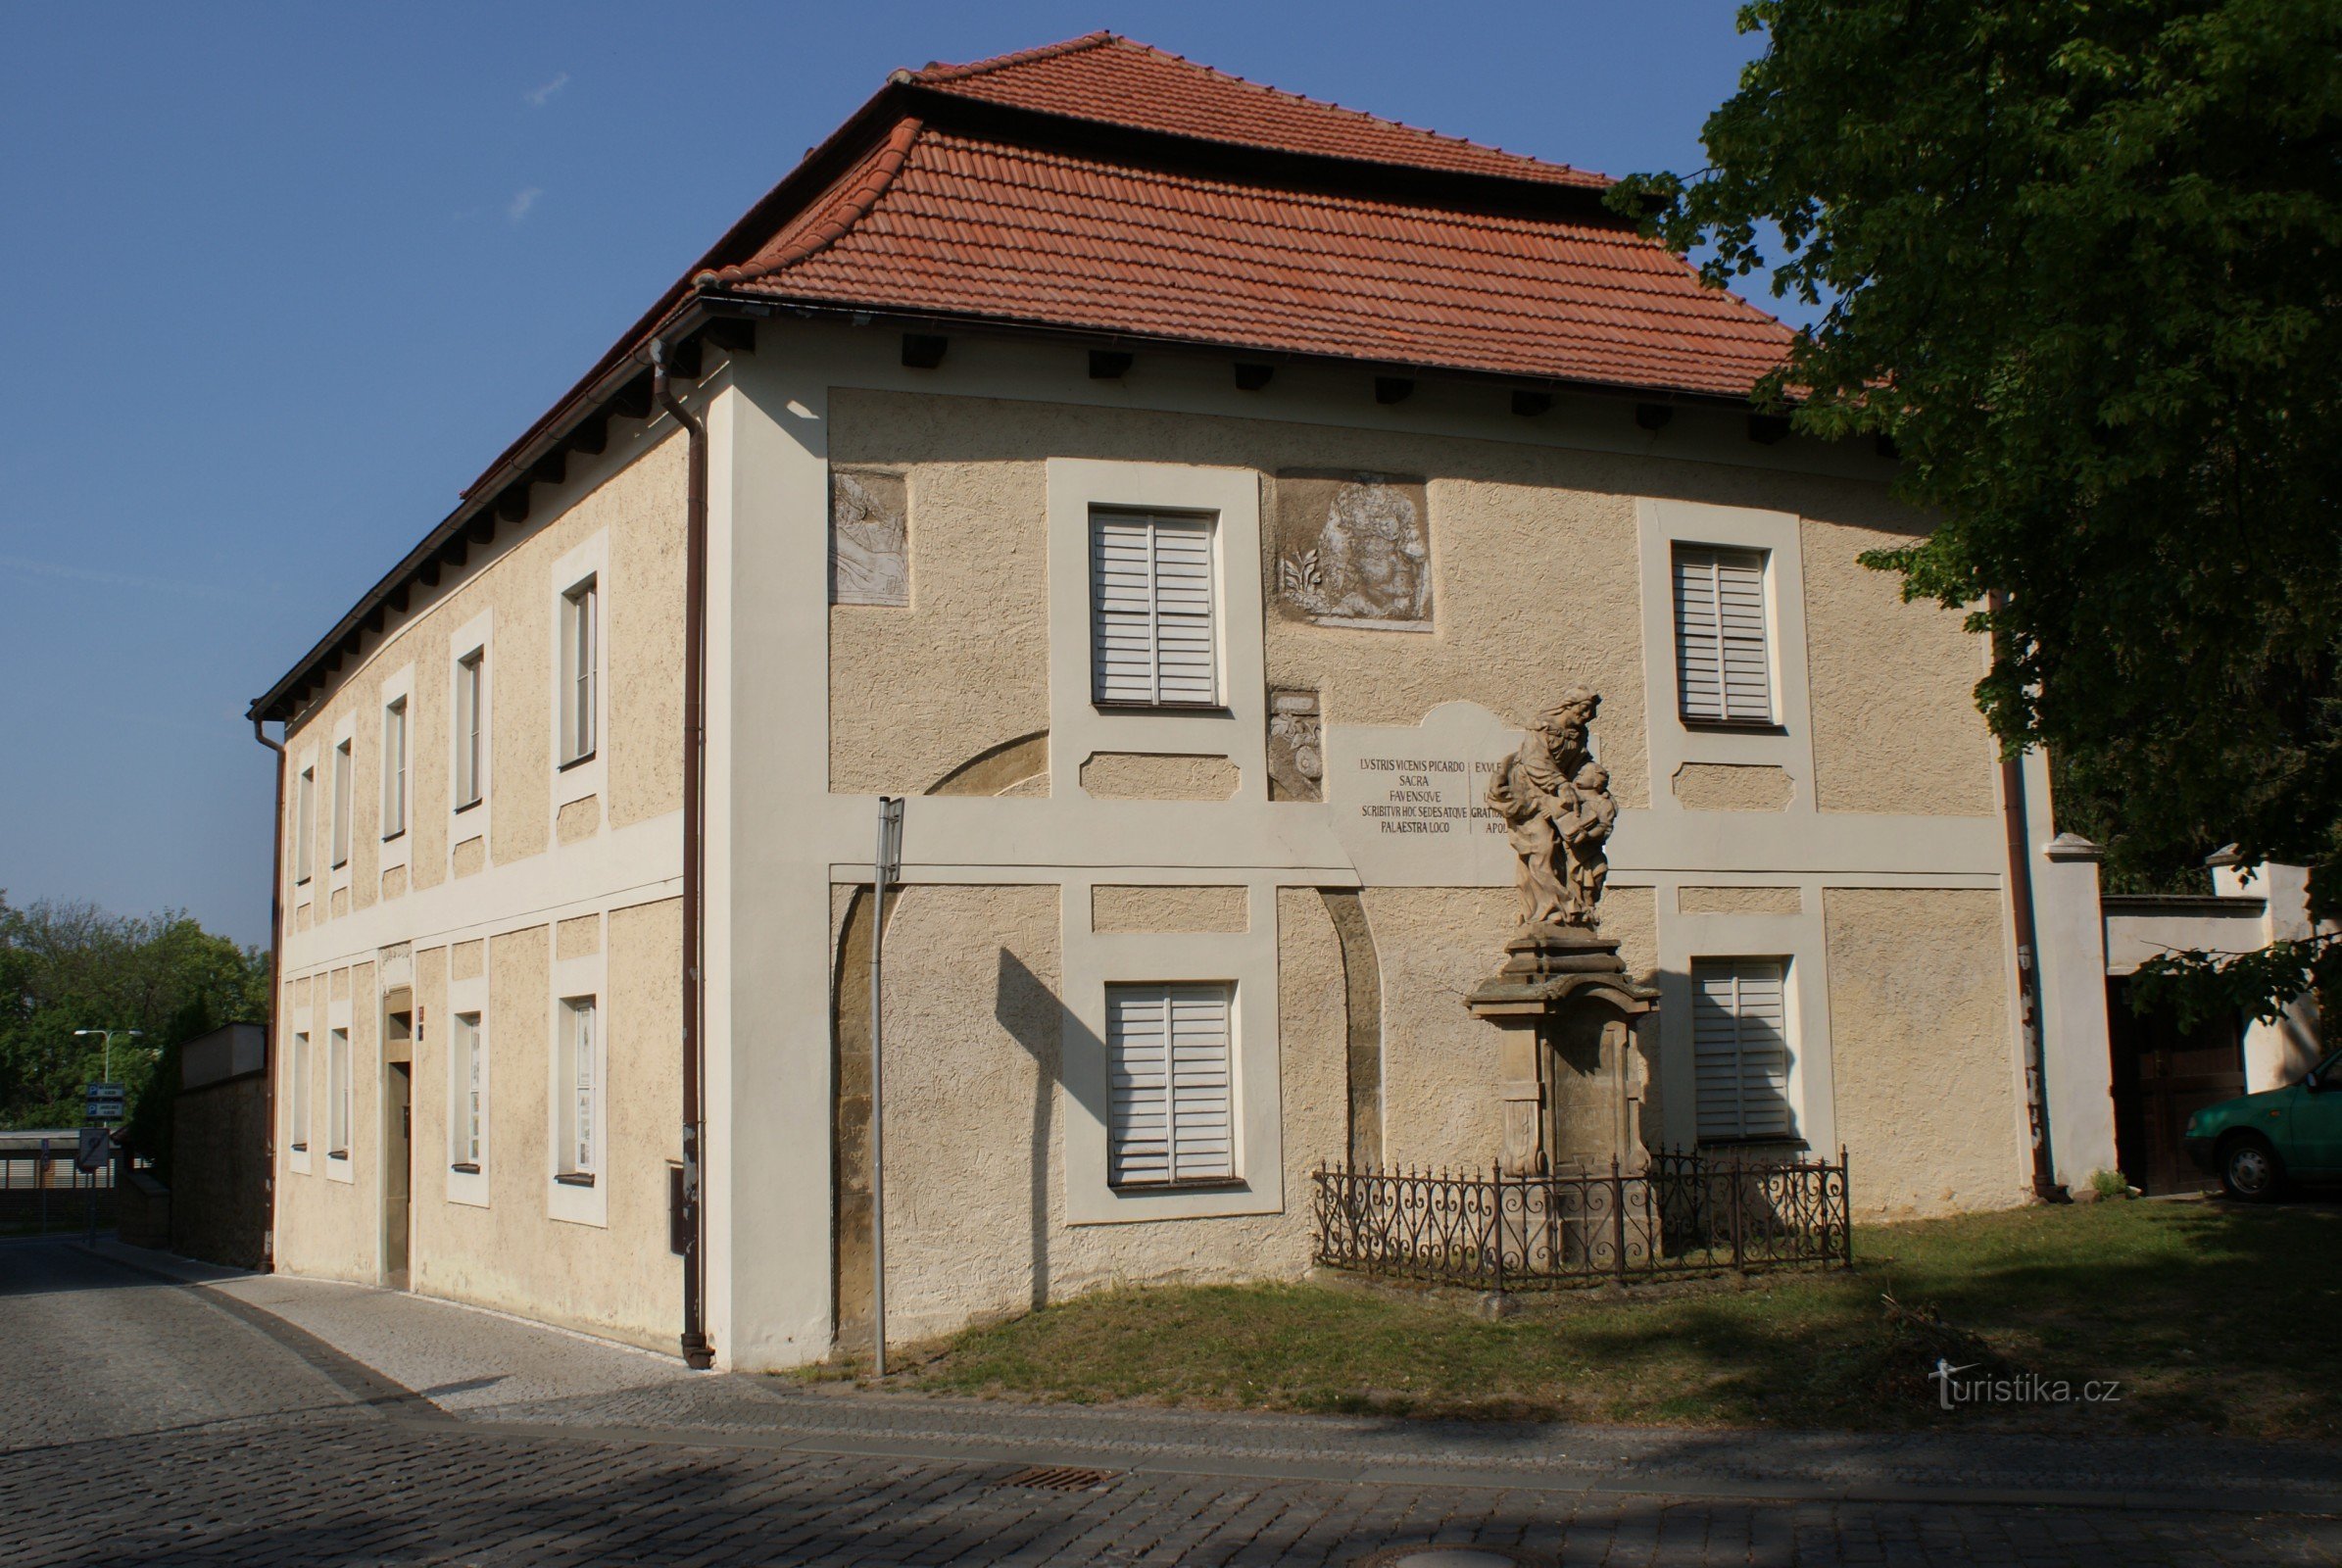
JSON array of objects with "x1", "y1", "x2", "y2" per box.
[
  {"x1": 2021, "y1": 749, "x2": 2121, "y2": 1186},
  {"x1": 717, "y1": 365, "x2": 840, "y2": 1372}
]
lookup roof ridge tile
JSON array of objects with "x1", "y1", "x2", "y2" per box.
[{"x1": 909, "y1": 32, "x2": 1608, "y2": 189}]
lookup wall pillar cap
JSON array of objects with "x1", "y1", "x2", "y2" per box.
[{"x1": 2043, "y1": 831, "x2": 2104, "y2": 862}]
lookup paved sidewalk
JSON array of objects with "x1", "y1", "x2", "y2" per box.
[
  {"x1": 90, "y1": 1239, "x2": 2342, "y2": 1516},
  {"x1": 11, "y1": 1237, "x2": 2335, "y2": 1566}
]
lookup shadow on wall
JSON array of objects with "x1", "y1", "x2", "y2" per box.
[{"x1": 992, "y1": 946, "x2": 1106, "y2": 1314}]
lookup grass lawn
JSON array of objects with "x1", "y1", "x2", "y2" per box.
[{"x1": 886, "y1": 1197, "x2": 2342, "y2": 1437}]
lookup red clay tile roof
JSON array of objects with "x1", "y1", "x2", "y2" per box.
[
  {"x1": 253, "y1": 34, "x2": 1799, "y2": 721},
  {"x1": 702, "y1": 110, "x2": 1794, "y2": 400},
  {"x1": 905, "y1": 32, "x2": 1613, "y2": 192}
]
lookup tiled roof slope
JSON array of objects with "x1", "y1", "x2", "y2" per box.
[
  {"x1": 907, "y1": 32, "x2": 1612, "y2": 191},
  {"x1": 706, "y1": 118, "x2": 1795, "y2": 399}
]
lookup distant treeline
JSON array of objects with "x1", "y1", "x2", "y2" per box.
[{"x1": 0, "y1": 894, "x2": 268, "y2": 1166}]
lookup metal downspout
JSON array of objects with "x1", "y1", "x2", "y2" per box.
[
  {"x1": 1990, "y1": 593, "x2": 2068, "y2": 1203},
  {"x1": 251, "y1": 715, "x2": 287, "y2": 1271},
  {"x1": 654, "y1": 337, "x2": 716, "y2": 1369}
]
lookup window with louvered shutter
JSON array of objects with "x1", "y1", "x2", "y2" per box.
[
  {"x1": 1106, "y1": 981, "x2": 1235, "y2": 1186},
  {"x1": 1691, "y1": 957, "x2": 1794, "y2": 1142},
  {"x1": 1092, "y1": 511, "x2": 1219, "y2": 707},
  {"x1": 1674, "y1": 546, "x2": 1774, "y2": 723}
]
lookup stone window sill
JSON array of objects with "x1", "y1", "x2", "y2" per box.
[{"x1": 1109, "y1": 1176, "x2": 1246, "y2": 1193}]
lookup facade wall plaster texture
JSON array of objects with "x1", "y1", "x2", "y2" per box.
[
  {"x1": 826, "y1": 428, "x2": 1052, "y2": 796},
  {"x1": 1678, "y1": 885, "x2": 1805, "y2": 916},
  {"x1": 274, "y1": 960, "x2": 378, "y2": 1286},
  {"x1": 406, "y1": 908, "x2": 682, "y2": 1350},
  {"x1": 268, "y1": 424, "x2": 686, "y2": 1337},
  {"x1": 557, "y1": 796, "x2": 602, "y2": 845},
  {"x1": 1673, "y1": 763, "x2": 1794, "y2": 811},
  {"x1": 273, "y1": 426, "x2": 684, "y2": 906},
  {"x1": 1078, "y1": 753, "x2": 1243, "y2": 801},
  {"x1": 557, "y1": 913, "x2": 602, "y2": 960},
  {"x1": 861, "y1": 884, "x2": 1344, "y2": 1342},
  {"x1": 1798, "y1": 514, "x2": 1995, "y2": 816},
  {"x1": 820, "y1": 390, "x2": 2000, "y2": 820},
  {"x1": 1823, "y1": 888, "x2": 2025, "y2": 1216},
  {"x1": 1090, "y1": 885, "x2": 1250, "y2": 933}
]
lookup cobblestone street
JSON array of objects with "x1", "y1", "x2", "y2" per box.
[{"x1": 4, "y1": 1239, "x2": 2338, "y2": 1567}]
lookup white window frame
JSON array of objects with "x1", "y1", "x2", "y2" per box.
[
  {"x1": 1673, "y1": 544, "x2": 1776, "y2": 725},
  {"x1": 376, "y1": 663, "x2": 414, "y2": 882},
  {"x1": 381, "y1": 698, "x2": 409, "y2": 841},
  {"x1": 287, "y1": 1028, "x2": 313, "y2": 1171},
  {"x1": 445, "y1": 969, "x2": 489, "y2": 1207},
  {"x1": 1061, "y1": 878, "x2": 1283, "y2": 1225},
  {"x1": 548, "y1": 534, "x2": 609, "y2": 810},
  {"x1": 448, "y1": 609, "x2": 493, "y2": 870},
  {"x1": 330, "y1": 738, "x2": 354, "y2": 870},
  {"x1": 322, "y1": 993, "x2": 355, "y2": 1184},
  {"x1": 1635, "y1": 500, "x2": 1816, "y2": 814},
  {"x1": 1045, "y1": 460, "x2": 1269, "y2": 806},
  {"x1": 1089, "y1": 509, "x2": 1221, "y2": 710},
  {"x1": 561, "y1": 580, "x2": 597, "y2": 763},
  {"x1": 1655, "y1": 891, "x2": 1836, "y2": 1156},
  {"x1": 293, "y1": 756, "x2": 317, "y2": 888},
  {"x1": 1105, "y1": 981, "x2": 1237, "y2": 1188},
  {"x1": 324, "y1": 715, "x2": 356, "y2": 902},
  {"x1": 454, "y1": 652, "x2": 485, "y2": 808},
  {"x1": 558, "y1": 997, "x2": 599, "y2": 1178},
  {"x1": 1689, "y1": 956, "x2": 1796, "y2": 1143},
  {"x1": 326, "y1": 1025, "x2": 352, "y2": 1161},
  {"x1": 547, "y1": 940, "x2": 608, "y2": 1227}
]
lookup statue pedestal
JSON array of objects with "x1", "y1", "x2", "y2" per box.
[{"x1": 1464, "y1": 924, "x2": 1657, "y2": 1179}]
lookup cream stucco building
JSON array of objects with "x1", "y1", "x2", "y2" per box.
[{"x1": 248, "y1": 34, "x2": 2311, "y2": 1369}]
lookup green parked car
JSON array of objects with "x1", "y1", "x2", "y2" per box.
[{"x1": 2185, "y1": 1048, "x2": 2342, "y2": 1200}]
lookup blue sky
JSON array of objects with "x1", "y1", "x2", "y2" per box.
[{"x1": 0, "y1": 2, "x2": 1794, "y2": 948}]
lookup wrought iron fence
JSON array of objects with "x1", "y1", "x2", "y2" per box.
[{"x1": 1313, "y1": 1146, "x2": 1851, "y2": 1290}]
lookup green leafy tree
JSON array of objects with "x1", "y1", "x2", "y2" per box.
[
  {"x1": 0, "y1": 893, "x2": 269, "y2": 1168},
  {"x1": 1617, "y1": 0, "x2": 2342, "y2": 1020}
]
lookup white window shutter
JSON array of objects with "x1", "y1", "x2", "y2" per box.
[
  {"x1": 1167, "y1": 985, "x2": 1233, "y2": 1180},
  {"x1": 1107, "y1": 988, "x2": 1171, "y2": 1185},
  {"x1": 1692, "y1": 957, "x2": 1792, "y2": 1141},
  {"x1": 1675, "y1": 548, "x2": 1773, "y2": 723},
  {"x1": 1093, "y1": 512, "x2": 1218, "y2": 706},
  {"x1": 1108, "y1": 982, "x2": 1234, "y2": 1185}
]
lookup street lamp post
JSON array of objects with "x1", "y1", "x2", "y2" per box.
[{"x1": 72, "y1": 1028, "x2": 142, "y2": 1082}]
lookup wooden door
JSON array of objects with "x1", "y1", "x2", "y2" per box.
[
  {"x1": 2108, "y1": 977, "x2": 2246, "y2": 1195},
  {"x1": 383, "y1": 1059, "x2": 413, "y2": 1288}
]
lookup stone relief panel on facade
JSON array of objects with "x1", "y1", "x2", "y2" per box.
[
  {"x1": 829, "y1": 466, "x2": 909, "y2": 607},
  {"x1": 1273, "y1": 470, "x2": 1432, "y2": 630},
  {"x1": 1266, "y1": 689, "x2": 1323, "y2": 802}
]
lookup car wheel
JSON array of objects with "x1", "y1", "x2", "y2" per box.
[{"x1": 2219, "y1": 1134, "x2": 2285, "y2": 1202}]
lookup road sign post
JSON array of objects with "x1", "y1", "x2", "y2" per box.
[
  {"x1": 868, "y1": 795, "x2": 903, "y2": 1380},
  {"x1": 76, "y1": 1127, "x2": 109, "y2": 1244}
]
